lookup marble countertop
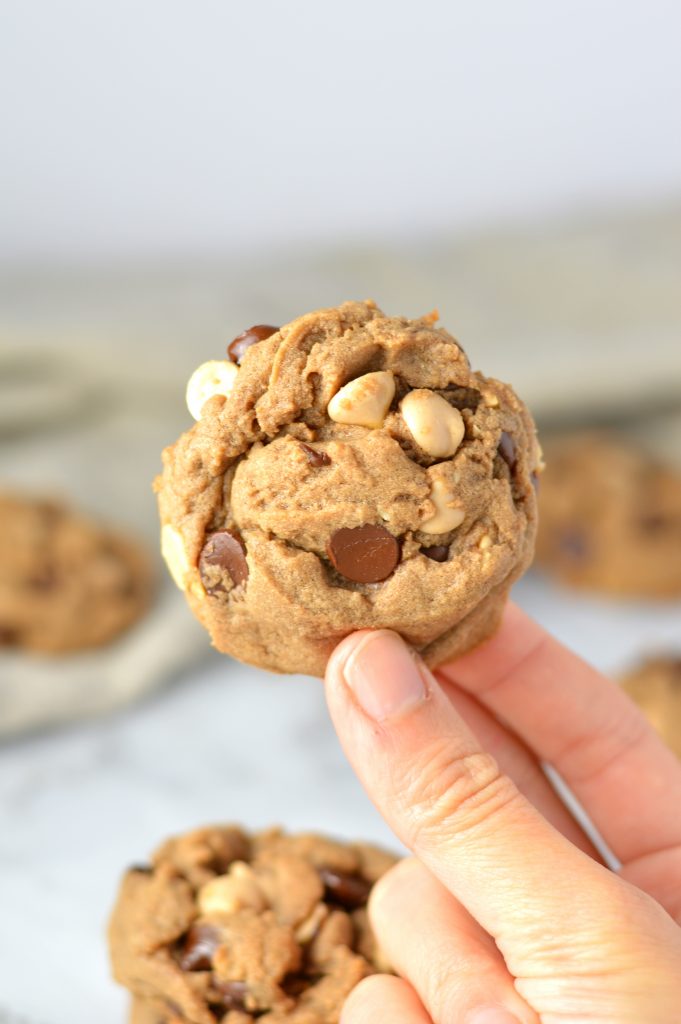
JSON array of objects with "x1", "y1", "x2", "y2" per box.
[{"x1": 1, "y1": 574, "x2": 680, "y2": 1022}]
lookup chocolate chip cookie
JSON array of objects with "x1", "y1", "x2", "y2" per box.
[
  {"x1": 156, "y1": 301, "x2": 540, "y2": 676},
  {"x1": 535, "y1": 433, "x2": 681, "y2": 598},
  {"x1": 109, "y1": 824, "x2": 397, "y2": 1024},
  {"x1": 0, "y1": 492, "x2": 153, "y2": 653},
  {"x1": 621, "y1": 656, "x2": 681, "y2": 757}
]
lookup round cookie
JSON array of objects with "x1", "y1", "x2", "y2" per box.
[
  {"x1": 0, "y1": 493, "x2": 153, "y2": 653},
  {"x1": 109, "y1": 824, "x2": 397, "y2": 1024},
  {"x1": 535, "y1": 433, "x2": 681, "y2": 598},
  {"x1": 620, "y1": 656, "x2": 681, "y2": 758},
  {"x1": 156, "y1": 301, "x2": 540, "y2": 676}
]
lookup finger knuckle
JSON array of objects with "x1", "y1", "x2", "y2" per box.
[{"x1": 399, "y1": 737, "x2": 521, "y2": 846}]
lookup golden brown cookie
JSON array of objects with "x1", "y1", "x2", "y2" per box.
[
  {"x1": 155, "y1": 301, "x2": 540, "y2": 676},
  {"x1": 0, "y1": 492, "x2": 153, "y2": 653},
  {"x1": 621, "y1": 656, "x2": 681, "y2": 757},
  {"x1": 109, "y1": 824, "x2": 397, "y2": 1024},
  {"x1": 535, "y1": 433, "x2": 681, "y2": 598}
]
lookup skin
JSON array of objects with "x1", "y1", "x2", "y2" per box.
[{"x1": 324, "y1": 604, "x2": 681, "y2": 1024}]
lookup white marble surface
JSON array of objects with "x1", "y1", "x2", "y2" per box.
[{"x1": 0, "y1": 575, "x2": 679, "y2": 1022}]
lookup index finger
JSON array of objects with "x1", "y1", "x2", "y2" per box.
[
  {"x1": 324, "y1": 629, "x2": 648, "y2": 973},
  {"x1": 438, "y1": 603, "x2": 681, "y2": 874}
]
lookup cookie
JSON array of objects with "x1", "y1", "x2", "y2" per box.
[
  {"x1": 108, "y1": 824, "x2": 397, "y2": 1024},
  {"x1": 621, "y1": 656, "x2": 681, "y2": 757},
  {"x1": 535, "y1": 433, "x2": 681, "y2": 598},
  {"x1": 156, "y1": 301, "x2": 540, "y2": 676},
  {"x1": 0, "y1": 493, "x2": 153, "y2": 653}
]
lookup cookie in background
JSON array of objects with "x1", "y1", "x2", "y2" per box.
[
  {"x1": 620, "y1": 655, "x2": 681, "y2": 758},
  {"x1": 535, "y1": 433, "x2": 681, "y2": 599},
  {"x1": 0, "y1": 491, "x2": 153, "y2": 654},
  {"x1": 109, "y1": 824, "x2": 396, "y2": 1024}
]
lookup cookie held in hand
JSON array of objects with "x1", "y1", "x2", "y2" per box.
[
  {"x1": 156, "y1": 301, "x2": 540, "y2": 675},
  {"x1": 109, "y1": 824, "x2": 397, "y2": 1024}
]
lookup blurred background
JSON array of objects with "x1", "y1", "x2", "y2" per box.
[{"x1": 1, "y1": 2, "x2": 680, "y2": 1020}]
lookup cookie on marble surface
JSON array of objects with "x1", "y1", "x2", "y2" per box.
[
  {"x1": 156, "y1": 300, "x2": 540, "y2": 676},
  {"x1": 621, "y1": 655, "x2": 681, "y2": 757},
  {"x1": 535, "y1": 433, "x2": 681, "y2": 598},
  {"x1": 0, "y1": 492, "x2": 153, "y2": 653},
  {"x1": 109, "y1": 824, "x2": 397, "y2": 1024}
]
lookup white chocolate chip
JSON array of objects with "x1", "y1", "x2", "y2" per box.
[
  {"x1": 482, "y1": 390, "x2": 499, "y2": 408},
  {"x1": 400, "y1": 390, "x2": 465, "y2": 458},
  {"x1": 421, "y1": 478, "x2": 465, "y2": 534},
  {"x1": 478, "y1": 534, "x2": 492, "y2": 550},
  {"x1": 294, "y1": 901, "x2": 329, "y2": 943},
  {"x1": 160, "y1": 524, "x2": 190, "y2": 591},
  {"x1": 198, "y1": 862, "x2": 267, "y2": 917},
  {"x1": 327, "y1": 371, "x2": 395, "y2": 429},
  {"x1": 186, "y1": 360, "x2": 238, "y2": 421}
]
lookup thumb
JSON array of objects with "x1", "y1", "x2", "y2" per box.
[{"x1": 324, "y1": 629, "x2": 681, "y2": 1012}]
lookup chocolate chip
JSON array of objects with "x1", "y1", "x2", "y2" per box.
[
  {"x1": 128, "y1": 863, "x2": 153, "y2": 874},
  {"x1": 227, "y1": 324, "x2": 279, "y2": 364},
  {"x1": 283, "y1": 974, "x2": 313, "y2": 997},
  {"x1": 558, "y1": 529, "x2": 588, "y2": 561},
  {"x1": 179, "y1": 923, "x2": 222, "y2": 971},
  {"x1": 638, "y1": 513, "x2": 670, "y2": 533},
  {"x1": 299, "y1": 442, "x2": 331, "y2": 467},
  {"x1": 319, "y1": 868, "x2": 371, "y2": 909},
  {"x1": 422, "y1": 544, "x2": 449, "y2": 562},
  {"x1": 26, "y1": 567, "x2": 57, "y2": 591},
  {"x1": 200, "y1": 530, "x2": 249, "y2": 588},
  {"x1": 214, "y1": 980, "x2": 249, "y2": 1011},
  {"x1": 0, "y1": 626, "x2": 19, "y2": 646},
  {"x1": 497, "y1": 431, "x2": 517, "y2": 472},
  {"x1": 327, "y1": 524, "x2": 400, "y2": 584}
]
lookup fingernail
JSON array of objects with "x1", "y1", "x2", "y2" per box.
[
  {"x1": 343, "y1": 630, "x2": 427, "y2": 721},
  {"x1": 466, "y1": 1008, "x2": 521, "y2": 1024}
]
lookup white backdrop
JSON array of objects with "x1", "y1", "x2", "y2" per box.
[{"x1": 2, "y1": 0, "x2": 681, "y2": 265}]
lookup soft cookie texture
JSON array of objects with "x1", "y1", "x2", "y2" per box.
[
  {"x1": 109, "y1": 824, "x2": 397, "y2": 1024},
  {"x1": 156, "y1": 301, "x2": 540, "y2": 675},
  {"x1": 536, "y1": 433, "x2": 681, "y2": 598},
  {"x1": 0, "y1": 492, "x2": 152, "y2": 653}
]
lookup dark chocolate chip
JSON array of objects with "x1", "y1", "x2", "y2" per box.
[
  {"x1": 422, "y1": 544, "x2": 449, "y2": 562},
  {"x1": 128, "y1": 863, "x2": 153, "y2": 874},
  {"x1": 283, "y1": 974, "x2": 314, "y2": 997},
  {"x1": 327, "y1": 524, "x2": 400, "y2": 584},
  {"x1": 319, "y1": 867, "x2": 371, "y2": 909},
  {"x1": 228, "y1": 324, "x2": 279, "y2": 364},
  {"x1": 497, "y1": 431, "x2": 517, "y2": 472},
  {"x1": 179, "y1": 923, "x2": 222, "y2": 972},
  {"x1": 214, "y1": 980, "x2": 249, "y2": 1011},
  {"x1": 0, "y1": 626, "x2": 20, "y2": 646},
  {"x1": 638, "y1": 513, "x2": 670, "y2": 533},
  {"x1": 558, "y1": 529, "x2": 589, "y2": 561},
  {"x1": 26, "y1": 567, "x2": 57, "y2": 591},
  {"x1": 200, "y1": 530, "x2": 249, "y2": 588},
  {"x1": 299, "y1": 442, "x2": 331, "y2": 467}
]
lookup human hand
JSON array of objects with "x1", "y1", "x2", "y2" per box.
[{"x1": 324, "y1": 605, "x2": 681, "y2": 1023}]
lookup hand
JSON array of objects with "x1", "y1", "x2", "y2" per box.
[{"x1": 324, "y1": 604, "x2": 681, "y2": 1024}]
